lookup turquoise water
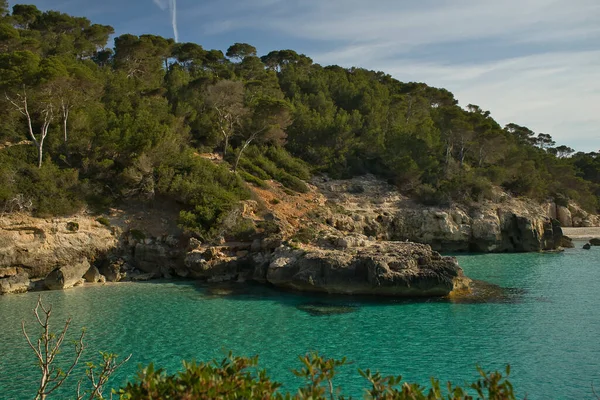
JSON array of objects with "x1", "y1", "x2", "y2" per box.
[{"x1": 1, "y1": 245, "x2": 599, "y2": 399}]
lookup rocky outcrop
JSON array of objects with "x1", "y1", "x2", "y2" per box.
[
  {"x1": 0, "y1": 273, "x2": 31, "y2": 294},
  {"x1": 45, "y1": 258, "x2": 90, "y2": 290},
  {"x1": 544, "y1": 201, "x2": 600, "y2": 227},
  {"x1": 315, "y1": 175, "x2": 564, "y2": 253},
  {"x1": 0, "y1": 215, "x2": 117, "y2": 279},
  {"x1": 134, "y1": 242, "x2": 182, "y2": 278},
  {"x1": 261, "y1": 239, "x2": 469, "y2": 296}
]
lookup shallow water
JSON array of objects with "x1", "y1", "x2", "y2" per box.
[{"x1": 1, "y1": 244, "x2": 599, "y2": 399}]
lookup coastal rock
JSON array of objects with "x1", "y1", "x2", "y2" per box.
[
  {"x1": 589, "y1": 238, "x2": 600, "y2": 246},
  {"x1": 184, "y1": 249, "x2": 240, "y2": 281},
  {"x1": 83, "y1": 265, "x2": 102, "y2": 283},
  {"x1": 45, "y1": 258, "x2": 91, "y2": 290},
  {"x1": 583, "y1": 243, "x2": 591, "y2": 250},
  {"x1": 314, "y1": 175, "x2": 564, "y2": 253},
  {"x1": 560, "y1": 236, "x2": 575, "y2": 248},
  {"x1": 557, "y1": 206, "x2": 573, "y2": 227},
  {"x1": 0, "y1": 214, "x2": 116, "y2": 279},
  {"x1": 134, "y1": 242, "x2": 182, "y2": 278},
  {"x1": 265, "y1": 240, "x2": 470, "y2": 297},
  {"x1": 569, "y1": 204, "x2": 600, "y2": 227},
  {"x1": 99, "y1": 258, "x2": 127, "y2": 282},
  {"x1": 0, "y1": 267, "x2": 19, "y2": 278},
  {"x1": 0, "y1": 273, "x2": 31, "y2": 294}
]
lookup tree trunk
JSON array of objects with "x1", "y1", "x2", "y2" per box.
[
  {"x1": 37, "y1": 144, "x2": 43, "y2": 168},
  {"x1": 223, "y1": 134, "x2": 229, "y2": 157},
  {"x1": 234, "y1": 139, "x2": 252, "y2": 172}
]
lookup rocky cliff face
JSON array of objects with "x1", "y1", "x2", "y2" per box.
[
  {"x1": 315, "y1": 175, "x2": 564, "y2": 253},
  {"x1": 0, "y1": 214, "x2": 117, "y2": 294},
  {"x1": 1, "y1": 174, "x2": 571, "y2": 296},
  {"x1": 544, "y1": 202, "x2": 600, "y2": 228},
  {"x1": 0, "y1": 211, "x2": 470, "y2": 298},
  {"x1": 260, "y1": 239, "x2": 469, "y2": 297}
]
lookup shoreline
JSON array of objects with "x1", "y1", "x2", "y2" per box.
[{"x1": 562, "y1": 227, "x2": 600, "y2": 240}]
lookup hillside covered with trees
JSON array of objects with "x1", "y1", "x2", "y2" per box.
[{"x1": 1, "y1": 2, "x2": 599, "y2": 238}]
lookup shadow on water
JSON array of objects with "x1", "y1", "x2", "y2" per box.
[{"x1": 129, "y1": 277, "x2": 529, "y2": 316}]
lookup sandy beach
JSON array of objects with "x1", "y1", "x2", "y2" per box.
[{"x1": 562, "y1": 227, "x2": 600, "y2": 240}]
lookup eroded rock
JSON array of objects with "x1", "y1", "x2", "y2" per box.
[
  {"x1": 45, "y1": 258, "x2": 91, "y2": 290},
  {"x1": 0, "y1": 273, "x2": 31, "y2": 294},
  {"x1": 265, "y1": 240, "x2": 470, "y2": 297}
]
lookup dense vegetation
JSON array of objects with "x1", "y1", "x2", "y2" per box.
[
  {"x1": 1, "y1": 2, "x2": 599, "y2": 237},
  {"x1": 117, "y1": 353, "x2": 517, "y2": 400}
]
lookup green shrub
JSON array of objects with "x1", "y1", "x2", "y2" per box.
[
  {"x1": 238, "y1": 170, "x2": 268, "y2": 188},
  {"x1": 66, "y1": 221, "x2": 79, "y2": 232},
  {"x1": 279, "y1": 172, "x2": 310, "y2": 193},
  {"x1": 257, "y1": 219, "x2": 280, "y2": 235},
  {"x1": 12, "y1": 163, "x2": 83, "y2": 217},
  {"x1": 238, "y1": 157, "x2": 271, "y2": 180},
  {"x1": 414, "y1": 184, "x2": 450, "y2": 207},
  {"x1": 129, "y1": 229, "x2": 146, "y2": 241},
  {"x1": 265, "y1": 146, "x2": 311, "y2": 180},
  {"x1": 95, "y1": 217, "x2": 111, "y2": 227},
  {"x1": 292, "y1": 226, "x2": 318, "y2": 244},
  {"x1": 153, "y1": 151, "x2": 251, "y2": 237},
  {"x1": 118, "y1": 352, "x2": 517, "y2": 400}
]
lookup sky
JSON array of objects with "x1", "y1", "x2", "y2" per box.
[{"x1": 10, "y1": 0, "x2": 600, "y2": 152}]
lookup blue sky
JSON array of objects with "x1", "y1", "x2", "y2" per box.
[{"x1": 10, "y1": 0, "x2": 600, "y2": 152}]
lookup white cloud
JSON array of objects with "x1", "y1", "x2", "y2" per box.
[{"x1": 189, "y1": 0, "x2": 600, "y2": 151}]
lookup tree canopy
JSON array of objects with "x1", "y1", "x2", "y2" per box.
[{"x1": 0, "y1": 3, "x2": 598, "y2": 235}]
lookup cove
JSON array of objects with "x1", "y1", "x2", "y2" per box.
[{"x1": 1, "y1": 245, "x2": 599, "y2": 399}]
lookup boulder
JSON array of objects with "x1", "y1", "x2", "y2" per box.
[
  {"x1": 560, "y1": 236, "x2": 575, "y2": 248},
  {"x1": 45, "y1": 258, "x2": 91, "y2": 290},
  {"x1": 265, "y1": 241, "x2": 470, "y2": 297},
  {"x1": 583, "y1": 243, "x2": 591, "y2": 250},
  {"x1": 0, "y1": 273, "x2": 31, "y2": 294},
  {"x1": 184, "y1": 249, "x2": 240, "y2": 280},
  {"x1": 83, "y1": 265, "x2": 102, "y2": 283},
  {"x1": 556, "y1": 206, "x2": 572, "y2": 227},
  {"x1": 589, "y1": 238, "x2": 600, "y2": 246},
  {"x1": 99, "y1": 258, "x2": 127, "y2": 282}
]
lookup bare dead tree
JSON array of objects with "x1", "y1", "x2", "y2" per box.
[
  {"x1": 76, "y1": 352, "x2": 132, "y2": 400},
  {"x1": 206, "y1": 80, "x2": 247, "y2": 157},
  {"x1": 22, "y1": 296, "x2": 85, "y2": 400},
  {"x1": 5, "y1": 90, "x2": 54, "y2": 168},
  {"x1": 233, "y1": 99, "x2": 290, "y2": 172},
  {"x1": 22, "y1": 296, "x2": 130, "y2": 400}
]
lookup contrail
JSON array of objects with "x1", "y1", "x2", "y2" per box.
[
  {"x1": 170, "y1": 0, "x2": 178, "y2": 43},
  {"x1": 153, "y1": 0, "x2": 179, "y2": 42}
]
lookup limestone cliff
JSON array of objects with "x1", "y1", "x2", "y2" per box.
[
  {"x1": 0, "y1": 214, "x2": 117, "y2": 294},
  {"x1": 544, "y1": 201, "x2": 600, "y2": 228},
  {"x1": 0, "y1": 173, "x2": 574, "y2": 296},
  {"x1": 313, "y1": 175, "x2": 564, "y2": 253}
]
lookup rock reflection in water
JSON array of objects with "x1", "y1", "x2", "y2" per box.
[
  {"x1": 296, "y1": 302, "x2": 359, "y2": 316},
  {"x1": 450, "y1": 279, "x2": 526, "y2": 304}
]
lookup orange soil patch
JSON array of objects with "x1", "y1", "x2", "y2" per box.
[{"x1": 250, "y1": 180, "x2": 326, "y2": 231}]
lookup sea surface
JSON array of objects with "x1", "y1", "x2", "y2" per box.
[{"x1": 1, "y1": 244, "x2": 599, "y2": 399}]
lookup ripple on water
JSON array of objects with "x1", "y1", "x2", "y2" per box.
[{"x1": 0, "y1": 246, "x2": 599, "y2": 399}]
